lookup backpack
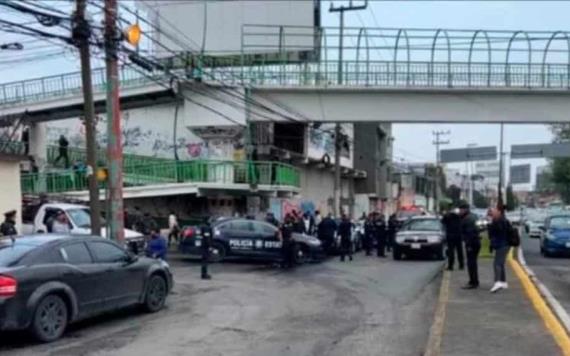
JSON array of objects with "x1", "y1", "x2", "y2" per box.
[{"x1": 506, "y1": 220, "x2": 520, "y2": 247}]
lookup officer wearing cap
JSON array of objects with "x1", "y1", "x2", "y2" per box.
[{"x1": 0, "y1": 210, "x2": 17, "y2": 236}]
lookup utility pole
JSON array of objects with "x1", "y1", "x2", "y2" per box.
[
  {"x1": 104, "y1": 0, "x2": 124, "y2": 242},
  {"x1": 330, "y1": 0, "x2": 367, "y2": 217},
  {"x1": 498, "y1": 123, "x2": 505, "y2": 212},
  {"x1": 74, "y1": 0, "x2": 101, "y2": 236},
  {"x1": 432, "y1": 130, "x2": 450, "y2": 212}
]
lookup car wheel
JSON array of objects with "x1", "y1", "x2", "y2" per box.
[
  {"x1": 31, "y1": 294, "x2": 68, "y2": 343},
  {"x1": 208, "y1": 242, "x2": 226, "y2": 263},
  {"x1": 144, "y1": 275, "x2": 167, "y2": 313},
  {"x1": 295, "y1": 245, "x2": 308, "y2": 265},
  {"x1": 393, "y1": 248, "x2": 402, "y2": 260}
]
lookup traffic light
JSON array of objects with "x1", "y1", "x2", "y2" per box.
[{"x1": 124, "y1": 23, "x2": 141, "y2": 47}]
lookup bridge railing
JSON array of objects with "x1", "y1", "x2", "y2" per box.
[{"x1": 20, "y1": 160, "x2": 301, "y2": 195}]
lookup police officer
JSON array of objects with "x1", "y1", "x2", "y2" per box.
[
  {"x1": 459, "y1": 202, "x2": 480, "y2": 289},
  {"x1": 363, "y1": 213, "x2": 376, "y2": 256},
  {"x1": 280, "y1": 214, "x2": 295, "y2": 269},
  {"x1": 441, "y1": 207, "x2": 464, "y2": 271},
  {"x1": 200, "y1": 217, "x2": 213, "y2": 280},
  {"x1": 374, "y1": 213, "x2": 387, "y2": 257},
  {"x1": 387, "y1": 213, "x2": 398, "y2": 252},
  {"x1": 318, "y1": 213, "x2": 337, "y2": 254},
  {"x1": 338, "y1": 214, "x2": 353, "y2": 262},
  {"x1": 0, "y1": 210, "x2": 17, "y2": 236}
]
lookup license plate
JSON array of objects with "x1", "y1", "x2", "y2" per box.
[
  {"x1": 195, "y1": 240, "x2": 202, "y2": 247},
  {"x1": 411, "y1": 243, "x2": 422, "y2": 250}
]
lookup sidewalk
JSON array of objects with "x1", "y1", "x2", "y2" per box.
[{"x1": 439, "y1": 257, "x2": 563, "y2": 356}]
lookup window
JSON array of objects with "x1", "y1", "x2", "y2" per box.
[
  {"x1": 61, "y1": 243, "x2": 93, "y2": 265},
  {"x1": 255, "y1": 222, "x2": 277, "y2": 236},
  {"x1": 402, "y1": 219, "x2": 442, "y2": 232},
  {"x1": 32, "y1": 248, "x2": 65, "y2": 265},
  {"x1": 0, "y1": 243, "x2": 36, "y2": 267},
  {"x1": 231, "y1": 221, "x2": 255, "y2": 232},
  {"x1": 88, "y1": 242, "x2": 127, "y2": 263}
]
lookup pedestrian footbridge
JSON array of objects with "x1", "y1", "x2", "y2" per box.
[{"x1": 3, "y1": 26, "x2": 570, "y2": 124}]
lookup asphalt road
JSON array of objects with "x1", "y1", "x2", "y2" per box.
[
  {"x1": 521, "y1": 229, "x2": 570, "y2": 314},
  {"x1": 0, "y1": 251, "x2": 443, "y2": 356}
]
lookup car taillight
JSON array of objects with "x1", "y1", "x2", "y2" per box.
[
  {"x1": 0, "y1": 275, "x2": 17, "y2": 298},
  {"x1": 184, "y1": 228, "x2": 194, "y2": 238}
]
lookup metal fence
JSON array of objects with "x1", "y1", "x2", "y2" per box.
[
  {"x1": 20, "y1": 160, "x2": 301, "y2": 195},
  {"x1": 5, "y1": 26, "x2": 570, "y2": 107}
]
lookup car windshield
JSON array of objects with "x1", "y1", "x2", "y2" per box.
[
  {"x1": 0, "y1": 242, "x2": 36, "y2": 267},
  {"x1": 402, "y1": 219, "x2": 442, "y2": 232},
  {"x1": 67, "y1": 208, "x2": 105, "y2": 228},
  {"x1": 398, "y1": 210, "x2": 421, "y2": 219},
  {"x1": 549, "y1": 216, "x2": 570, "y2": 229}
]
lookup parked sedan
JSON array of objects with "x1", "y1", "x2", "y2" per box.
[
  {"x1": 540, "y1": 215, "x2": 570, "y2": 257},
  {"x1": 0, "y1": 234, "x2": 173, "y2": 342},
  {"x1": 393, "y1": 217, "x2": 445, "y2": 260},
  {"x1": 179, "y1": 219, "x2": 324, "y2": 263}
]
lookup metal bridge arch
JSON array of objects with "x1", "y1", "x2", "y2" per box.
[
  {"x1": 541, "y1": 31, "x2": 570, "y2": 87},
  {"x1": 467, "y1": 30, "x2": 492, "y2": 87},
  {"x1": 429, "y1": 29, "x2": 452, "y2": 86},
  {"x1": 356, "y1": 27, "x2": 371, "y2": 85},
  {"x1": 505, "y1": 31, "x2": 532, "y2": 87},
  {"x1": 393, "y1": 29, "x2": 411, "y2": 85}
]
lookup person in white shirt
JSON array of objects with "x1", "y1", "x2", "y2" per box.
[
  {"x1": 52, "y1": 211, "x2": 71, "y2": 234},
  {"x1": 168, "y1": 212, "x2": 179, "y2": 246}
]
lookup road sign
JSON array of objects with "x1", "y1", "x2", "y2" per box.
[
  {"x1": 440, "y1": 146, "x2": 497, "y2": 163},
  {"x1": 511, "y1": 143, "x2": 570, "y2": 159},
  {"x1": 510, "y1": 164, "x2": 531, "y2": 184}
]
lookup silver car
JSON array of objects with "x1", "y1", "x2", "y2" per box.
[{"x1": 393, "y1": 216, "x2": 445, "y2": 260}]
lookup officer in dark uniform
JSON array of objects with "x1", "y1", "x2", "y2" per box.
[
  {"x1": 387, "y1": 213, "x2": 398, "y2": 252},
  {"x1": 200, "y1": 217, "x2": 213, "y2": 280},
  {"x1": 0, "y1": 210, "x2": 17, "y2": 236},
  {"x1": 363, "y1": 213, "x2": 376, "y2": 256},
  {"x1": 338, "y1": 214, "x2": 353, "y2": 262},
  {"x1": 459, "y1": 202, "x2": 481, "y2": 289},
  {"x1": 280, "y1": 214, "x2": 295, "y2": 269},
  {"x1": 441, "y1": 208, "x2": 464, "y2": 271},
  {"x1": 374, "y1": 213, "x2": 387, "y2": 257}
]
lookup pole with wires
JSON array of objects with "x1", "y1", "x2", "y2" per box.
[
  {"x1": 104, "y1": 0, "x2": 124, "y2": 243},
  {"x1": 73, "y1": 0, "x2": 101, "y2": 236}
]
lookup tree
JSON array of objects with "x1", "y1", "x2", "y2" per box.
[
  {"x1": 446, "y1": 185, "x2": 461, "y2": 206},
  {"x1": 549, "y1": 124, "x2": 570, "y2": 203},
  {"x1": 506, "y1": 185, "x2": 518, "y2": 211},
  {"x1": 473, "y1": 190, "x2": 488, "y2": 209}
]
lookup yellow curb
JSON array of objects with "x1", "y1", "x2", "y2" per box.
[
  {"x1": 509, "y1": 249, "x2": 570, "y2": 356},
  {"x1": 424, "y1": 270, "x2": 451, "y2": 356}
]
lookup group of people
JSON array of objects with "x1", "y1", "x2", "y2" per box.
[
  {"x1": 442, "y1": 202, "x2": 513, "y2": 293},
  {"x1": 269, "y1": 209, "x2": 400, "y2": 267}
]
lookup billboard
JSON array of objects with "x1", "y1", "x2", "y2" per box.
[
  {"x1": 440, "y1": 146, "x2": 497, "y2": 163},
  {"x1": 140, "y1": 0, "x2": 319, "y2": 62},
  {"x1": 510, "y1": 164, "x2": 531, "y2": 185}
]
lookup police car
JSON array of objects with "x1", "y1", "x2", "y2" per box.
[{"x1": 178, "y1": 218, "x2": 324, "y2": 263}]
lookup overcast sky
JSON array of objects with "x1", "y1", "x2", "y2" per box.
[
  {"x1": 2, "y1": 0, "x2": 569, "y2": 188},
  {"x1": 320, "y1": 0, "x2": 570, "y2": 189}
]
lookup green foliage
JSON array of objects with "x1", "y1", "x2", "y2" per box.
[
  {"x1": 506, "y1": 185, "x2": 518, "y2": 211},
  {"x1": 473, "y1": 190, "x2": 489, "y2": 209}
]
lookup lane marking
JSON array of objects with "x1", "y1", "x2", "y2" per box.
[
  {"x1": 509, "y1": 249, "x2": 570, "y2": 356},
  {"x1": 424, "y1": 269, "x2": 450, "y2": 356}
]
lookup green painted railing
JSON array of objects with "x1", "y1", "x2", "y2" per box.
[
  {"x1": 21, "y1": 160, "x2": 300, "y2": 195},
  {"x1": 46, "y1": 145, "x2": 172, "y2": 168},
  {"x1": 0, "y1": 140, "x2": 26, "y2": 156}
]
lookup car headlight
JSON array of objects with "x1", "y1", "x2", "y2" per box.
[
  {"x1": 395, "y1": 235, "x2": 405, "y2": 244},
  {"x1": 307, "y1": 237, "x2": 321, "y2": 246},
  {"x1": 427, "y1": 235, "x2": 442, "y2": 244}
]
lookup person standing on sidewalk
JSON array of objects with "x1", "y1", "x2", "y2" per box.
[
  {"x1": 168, "y1": 211, "x2": 180, "y2": 247},
  {"x1": 363, "y1": 213, "x2": 375, "y2": 256},
  {"x1": 487, "y1": 208, "x2": 510, "y2": 293},
  {"x1": 280, "y1": 214, "x2": 296, "y2": 269},
  {"x1": 200, "y1": 217, "x2": 213, "y2": 280},
  {"x1": 338, "y1": 214, "x2": 353, "y2": 262},
  {"x1": 442, "y1": 207, "x2": 464, "y2": 271},
  {"x1": 459, "y1": 202, "x2": 481, "y2": 289}
]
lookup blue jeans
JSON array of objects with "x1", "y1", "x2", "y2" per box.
[{"x1": 493, "y1": 246, "x2": 510, "y2": 282}]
